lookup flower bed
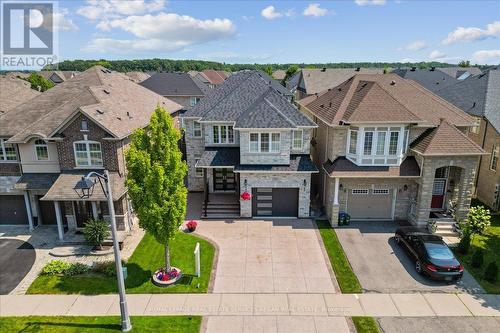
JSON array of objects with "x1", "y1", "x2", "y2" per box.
[{"x1": 152, "y1": 267, "x2": 183, "y2": 287}]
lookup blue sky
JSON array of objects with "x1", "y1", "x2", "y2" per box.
[{"x1": 52, "y1": 0, "x2": 500, "y2": 65}]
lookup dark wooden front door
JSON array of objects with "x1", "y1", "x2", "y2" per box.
[
  {"x1": 74, "y1": 201, "x2": 93, "y2": 227},
  {"x1": 213, "y1": 168, "x2": 235, "y2": 191},
  {"x1": 38, "y1": 196, "x2": 57, "y2": 225},
  {"x1": 431, "y1": 179, "x2": 446, "y2": 209}
]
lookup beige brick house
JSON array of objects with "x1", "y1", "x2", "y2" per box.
[
  {"x1": 0, "y1": 66, "x2": 181, "y2": 239},
  {"x1": 297, "y1": 73, "x2": 485, "y2": 226}
]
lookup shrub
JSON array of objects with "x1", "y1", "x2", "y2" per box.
[
  {"x1": 457, "y1": 230, "x2": 471, "y2": 254},
  {"x1": 83, "y1": 219, "x2": 110, "y2": 249},
  {"x1": 471, "y1": 249, "x2": 484, "y2": 268},
  {"x1": 484, "y1": 262, "x2": 498, "y2": 283},
  {"x1": 93, "y1": 261, "x2": 120, "y2": 277},
  {"x1": 42, "y1": 260, "x2": 71, "y2": 275},
  {"x1": 65, "y1": 263, "x2": 90, "y2": 276},
  {"x1": 467, "y1": 206, "x2": 491, "y2": 236}
]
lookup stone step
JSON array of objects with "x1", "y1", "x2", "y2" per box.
[
  {"x1": 203, "y1": 214, "x2": 240, "y2": 219},
  {"x1": 436, "y1": 224, "x2": 455, "y2": 231},
  {"x1": 432, "y1": 219, "x2": 456, "y2": 224},
  {"x1": 435, "y1": 230, "x2": 460, "y2": 237}
]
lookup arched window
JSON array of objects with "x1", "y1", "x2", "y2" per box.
[
  {"x1": 73, "y1": 140, "x2": 103, "y2": 167},
  {"x1": 34, "y1": 139, "x2": 49, "y2": 161}
]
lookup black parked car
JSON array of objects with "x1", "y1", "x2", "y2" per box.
[{"x1": 395, "y1": 227, "x2": 464, "y2": 281}]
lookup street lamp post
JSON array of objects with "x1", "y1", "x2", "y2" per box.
[{"x1": 74, "y1": 170, "x2": 132, "y2": 332}]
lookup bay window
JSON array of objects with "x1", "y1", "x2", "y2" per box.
[
  {"x1": 213, "y1": 125, "x2": 234, "y2": 144},
  {"x1": 74, "y1": 141, "x2": 103, "y2": 167},
  {"x1": 249, "y1": 132, "x2": 281, "y2": 153},
  {"x1": 346, "y1": 125, "x2": 409, "y2": 166},
  {"x1": 0, "y1": 138, "x2": 17, "y2": 161}
]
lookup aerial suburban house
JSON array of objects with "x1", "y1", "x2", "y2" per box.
[
  {"x1": 0, "y1": 66, "x2": 182, "y2": 239},
  {"x1": 181, "y1": 70, "x2": 318, "y2": 218},
  {"x1": 140, "y1": 72, "x2": 210, "y2": 108},
  {"x1": 0, "y1": 74, "x2": 40, "y2": 115},
  {"x1": 436, "y1": 69, "x2": 500, "y2": 211},
  {"x1": 297, "y1": 73, "x2": 485, "y2": 226},
  {"x1": 295, "y1": 68, "x2": 384, "y2": 100}
]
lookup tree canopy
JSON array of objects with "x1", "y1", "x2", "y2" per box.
[{"x1": 21, "y1": 73, "x2": 54, "y2": 92}]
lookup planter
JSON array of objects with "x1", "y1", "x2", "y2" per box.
[{"x1": 152, "y1": 267, "x2": 183, "y2": 287}]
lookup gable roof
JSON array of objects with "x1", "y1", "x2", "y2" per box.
[
  {"x1": 125, "y1": 71, "x2": 150, "y2": 83},
  {"x1": 272, "y1": 70, "x2": 286, "y2": 80},
  {"x1": 436, "y1": 70, "x2": 500, "y2": 132},
  {"x1": 298, "y1": 68, "x2": 384, "y2": 95},
  {"x1": 297, "y1": 73, "x2": 473, "y2": 127},
  {"x1": 201, "y1": 70, "x2": 229, "y2": 85},
  {"x1": 410, "y1": 120, "x2": 484, "y2": 156},
  {"x1": 183, "y1": 70, "x2": 315, "y2": 129},
  {"x1": 39, "y1": 70, "x2": 79, "y2": 83},
  {"x1": 392, "y1": 68, "x2": 458, "y2": 92},
  {"x1": 2, "y1": 66, "x2": 182, "y2": 142},
  {"x1": 139, "y1": 72, "x2": 208, "y2": 97},
  {"x1": 0, "y1": 74, "x2": 41, "y2": 115},
  {"x1": 437, "y1": 67, "x2": 482, "y2": 79}
]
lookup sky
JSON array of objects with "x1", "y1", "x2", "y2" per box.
[{"x1": 43, "y1": 0, "x2": 500, "y2": 65}]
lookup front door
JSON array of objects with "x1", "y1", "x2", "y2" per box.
[
  {"x1": 431, "y1": 179, "x2": 446, "y2": 209},
  {"x1": 213, "y1": 168, "x2": 235, "y2": 191},
  {"x1": 73, "y1": 201, "x2": 93, "y2": 227}
]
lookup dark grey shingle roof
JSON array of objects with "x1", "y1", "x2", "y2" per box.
[
  {"x1": 235, "y1": 155, "x2": 318, "y2": 172},
  {"x1": 392, "y1": 68, "x2": 458, "y2": 92},
  {"x1": 140, "y1": 72, "x2": 206, "y2": 97},
  {"x1": 14, "y1": 173, "x2": 59, "y2": 190},
  {"x1": 197, "y1": 148, "x2": 240, "y2": 167}
]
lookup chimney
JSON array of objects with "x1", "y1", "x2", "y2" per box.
[
  {"x1": 321, "y1": 68, "x2": 326, "y2": 72},
  {"x1": 430, "y1": 67, "x2": 436, "y2": 71},
  {"x1": 355, "y1": 67, "x2": 361, "y2": 72},
  {"x1": 410, "y1": 67, "x2": 416, "y2": 71}
]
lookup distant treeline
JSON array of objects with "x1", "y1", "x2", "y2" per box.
[{"x1": 42, "y1": 59, "x2": 470, "y2": 73}]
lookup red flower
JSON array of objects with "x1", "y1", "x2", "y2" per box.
[
  {"x1": 240, "y1": 191, "x2": 252, "y2": 201},
  {"x1": 186, "y1": 220, "x2": 198, "y2": 231}
]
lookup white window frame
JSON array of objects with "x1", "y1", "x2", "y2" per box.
[
  {"x1": 194, "y1": 154, "x2": 203, "y2": 177},
  {"x1": 0, "y1": 138, "x2": 17, "y2": 161},
  {"x1": 292, "y1": 129, "x2": 303, "y2": 150},
  {"x1": 352, "y1": 189, "x2": 369, "y2": 195},
  {"x1": 363, "y1": 131, "x2": 374, "y2": 156},
  {"x1": 372, "y1": 189, "x2": 390, "y2": 195},
  {"x1": 189, "y1": 97, "x2": 199, "y2": 107},
  {"x1": 491, "y1": 144, "x2": 498, "y2": 171},
  {"x1": 470, "y1": 117, "x2": 481, "y2": 134},
  {"x1": 193, "y1": 121, "x2": 202, "y2": 138},
  {"x1": 212, "y1": 125, "x2": 234, "y2": 144},
  {"x1": 34, "y1": 139, "x2": 49, "y2": 161},
  {"x1": 248, "y1": 132, "x2": 281, "y2": 153},
  {"x1": 73, "y1": 140, "x2": 103, "y2": 167}
]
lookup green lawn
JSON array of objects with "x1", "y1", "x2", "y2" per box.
[
  {"x1": 352, "y1": 317, "x2": 380, "y2": 333},
  {"x1": 27, "y1": 232, "x2": 215, "y2": 294},
  {"x1": 454, "y1": 213, "x2": 500, "y2": 294},
  {"x1": 0, "y1": 316, "x2": 200, "y2": 333},
  {"x1": 316, "y1": 220, "x2": 362, "y2": 293}
]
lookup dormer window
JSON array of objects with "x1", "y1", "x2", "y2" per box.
[
  {"x1": 346, "y1": 125, "x2": 409, "y2": 166},
  {"x1": 81, "y1": 119, "x2": 89, "y2": 131},
  {"x1": 34, "y1": 139, "x2": 49, "y2": 161}
]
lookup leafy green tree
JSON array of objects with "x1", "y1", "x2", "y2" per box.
[
  {"x1": 125, "y1": 106, "x2": 187, "y2": 272},
  {"x1": 21, "y1": 73, "x2": 54, "y2": 92},
  {"x1": 458, "y1": 60, "x2": 471, "y2": 67},
  {"x1": 466, "y1": 206, "x2": 491, "y2": 237},
  {"x1": 263, "y1": 65, "x2": 273, "y2": 76}
]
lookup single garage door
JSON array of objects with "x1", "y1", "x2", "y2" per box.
[
  {"x1": 0, "y1": 195, "x2": 28, "y2": 225},
  {"x1": 347, "y1": 189, "x2": 393, "y2": 220},
  {"x1": 252, "y1": 188, "x2": 299, "y2": 217}
]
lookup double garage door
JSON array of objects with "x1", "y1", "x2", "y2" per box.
[
  {"x1": 252, "y1": 188, "x2": 298, "y2": 217},
  {"x1": 347, "y1": 189, "x2": 394, "y2": 220},
  {"x1": 0, "y1": 195, "x2": 28, "y2": 225}
]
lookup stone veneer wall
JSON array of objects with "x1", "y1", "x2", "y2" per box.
[
  {"x1": 239, "y1": 172, "x2": 312, "y2": 218},
  {"x1": 184, "y1": 119, "x2": 206, "y2": 191},
  {"x1": 239, "y1": 131, "x2": 290, "y2": 165}
]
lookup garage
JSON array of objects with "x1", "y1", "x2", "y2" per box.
[
  {"x1": 252, "y1": 187, "x2": 299, "y2": 217},
  {"x1": 0, "y1": 195, "x2": 28, "y2": 225},
  {"x1": 347, "y1": 188, "x2": 394, "y2": 220}
]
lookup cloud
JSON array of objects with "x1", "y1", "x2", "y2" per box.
[
  {"x1": 442, "y1": 21, "x2": 500, "y2": 45},
  {"x1": 354, "y1": 0, "x2": 386, "y2": 6},
  {"x1": 53, "y1": 9, "x2": 78, "y2": 31},
  {"x1": 303, "y1": 3, "x2": 329, "y2": 17},
  {"x1": 429, "y1": 50, "x2": 446, "y2": 60},
  {"x1": 261, "y1": 5, "x2": 294, "y2": 20},
  {"x1": 84, "y1": 13, "x2": 236, "y2": 54},
  {"x1": 77, "y1": 0, "x2": 166, "y2": 20},
  {"x1": 401, "y1": 40, "x2": 427, "y2": 51},
  {"x1": 472, "y1": 50, "x2": 500, "y2": 64}
]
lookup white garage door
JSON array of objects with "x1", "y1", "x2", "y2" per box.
[{"x1": 347, "y1": 189, "x2": 394, "y2": 220}]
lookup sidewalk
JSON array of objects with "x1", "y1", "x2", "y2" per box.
[{"x1": 1, "y1": 293, "x2": 499, "y2": 317}]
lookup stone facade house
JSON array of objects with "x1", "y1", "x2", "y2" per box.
[
  {"x1": 436, "y1": 69, "x2": 500, "y2": 211},
  {"x1": 297, "y1": 73, "x2": 485, "y2": 226},
  {"x1": 0, "y1": 66, "x2": 182, "y2": 239},
  {"x1": 181, "y1": 70, "x2": 318, "y2": 218}
]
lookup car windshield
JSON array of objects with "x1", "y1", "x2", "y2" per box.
[{"x1": 424, "y1": 242, "x2": 454, "y2": 260}]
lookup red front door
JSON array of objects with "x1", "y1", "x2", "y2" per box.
[{"x1": 431, "y1": 179, "x2": 446, "y2": 209}]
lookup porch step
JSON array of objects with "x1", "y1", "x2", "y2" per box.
[
  {"x1": 203, "y1": 202, "x2": 240, "y2": 218},
  {"x1": 430, "y1": 218, "x2": 456, "y2": 224},
  {"x1": 435, "y1": 225, "x2": 460, "y2": 237}
]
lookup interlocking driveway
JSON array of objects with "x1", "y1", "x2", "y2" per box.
[
  {"x1": 196, "y1": 219, "x2": 339, "y2": 293},
  {"x1": 335, "y1": 221, "x2": 484, "y2": 294}
]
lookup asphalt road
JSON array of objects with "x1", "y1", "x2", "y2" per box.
[
  {"x1": 0, "y1": 239, "x2": 36, "y2": 294},
  {"x1": 378, "y1": 317, "x2": 500, "y2": 333}
]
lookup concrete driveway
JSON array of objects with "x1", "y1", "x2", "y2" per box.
[
  {"x1": 0, "y1": 239, "x2": 36, "y2": 294},
  {"x1": 335, "y1": 221, "x2": 484, "y2": 294},
  {"x1": 196, "y1": 219, "x2": 339, "y2": 293}
]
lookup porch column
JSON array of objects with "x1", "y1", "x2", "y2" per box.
[
  {"x1": 91, "y1": 201, "x2": 99, "y2": 220},
  {"x1": 23, "y1": 192, "x2": 34, "y2": 231},
  {"x1": 54, "y1": 201, "x2": 64, "y2": 241},
  {"x1": 203, "y1": 169, "x2": 208, "y2": 217},
  {"x1": 334, "y1": 177, "x2": 340, "y2": 205},
  {"x1": 456, "y1": 166, "x2": 477, "y2": 221}
]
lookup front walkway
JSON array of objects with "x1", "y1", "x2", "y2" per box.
[{"x1": 195, "y1": 219, "x2": 339, "y2": 293}]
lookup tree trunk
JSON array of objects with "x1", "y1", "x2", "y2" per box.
[{"x1": 165, "y1": 240, "x2": 171, "y2": 272}]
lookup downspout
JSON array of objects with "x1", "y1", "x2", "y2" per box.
[
  {"x1": 474, "y1": 117, "x2": 488, "y2": 192},
  {"x1": 121, "y1": 139, "x2": 133, "y2": 230},
  {"x1": 322, "y1": 126, "x2": 329, "y2": 206}
]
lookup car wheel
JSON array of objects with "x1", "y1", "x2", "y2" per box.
[{"x1": 415, "y1": 260, "x2": 423, "y2": 274}]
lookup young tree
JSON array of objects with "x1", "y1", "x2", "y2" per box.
[
  {"x1": 263, "y1": 65, "x2": 273, "y2": 76},
  {"x1": 125, "y1": 106, "x2": 187, "y2": 272},
  {"x1": 21, "y1": 73, "x2": 54, "y2": 92}
]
